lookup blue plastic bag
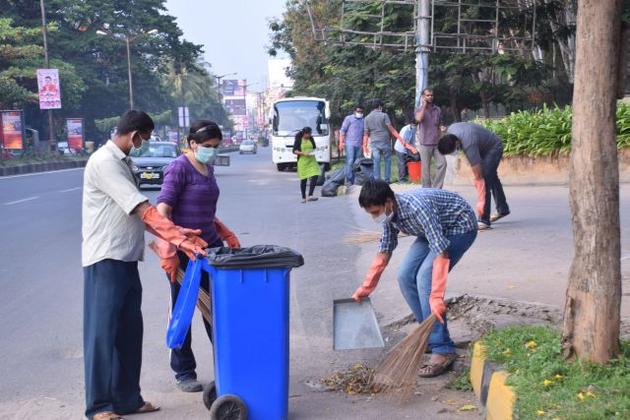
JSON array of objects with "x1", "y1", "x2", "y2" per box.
[{"x1": 166, "y1": 257, "x2": 204, "y2": 349}]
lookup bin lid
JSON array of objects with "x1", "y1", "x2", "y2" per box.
[{"x1": 206, "y1": 245, "x2": 304, "y2": 269}]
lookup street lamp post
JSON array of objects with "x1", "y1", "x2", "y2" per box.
[
  {"x1": 39, "y1": 0, "x2": 56, "y2": 152},
  {"x1": 214, "y1": 72, "x2": 237, "y2": 102},
  {"x1": 96, "y1": 28, "x2": 158, "y2": 109}
]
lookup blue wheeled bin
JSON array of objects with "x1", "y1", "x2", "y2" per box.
[{"x1": 202, "y1": 245, "x2": 303, "y2": 420}]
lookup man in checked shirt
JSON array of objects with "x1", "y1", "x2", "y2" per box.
[{"x1": 352, "y1": 179, "x2": 477, "y2": 377}]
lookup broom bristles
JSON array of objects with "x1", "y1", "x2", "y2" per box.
[
  {"x1": 371, "y1": 314, "x2": 436, "y2": 401},
  {"x1": 343, "y1": 230, "x2": 409, "y2": 245}
]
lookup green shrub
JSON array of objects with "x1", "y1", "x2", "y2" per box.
[{"x1": 476, "y1": 103, "x2": 630, "y2": 157}]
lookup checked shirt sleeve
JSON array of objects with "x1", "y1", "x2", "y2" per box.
[
  {"x1": 412, "y1": 201, "x2": 450, "y2": 255},
  {"x1": 378, "y1": 222, "x2": 399, "y2": 254}
]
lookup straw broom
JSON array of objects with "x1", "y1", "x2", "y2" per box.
[
  {"x1": 175, "y1": 268, "x2": 212, "y2": 324},
  {"x1": 371, "y1": 314, "x2": 436, "y2": 402},
  {"x1": 343, "y1": 230, "x2": 409, "y2": 245}
]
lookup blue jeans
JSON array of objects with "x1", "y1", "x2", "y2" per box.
[
  {"x1": 480, "y1": 147, "x2": 510, "y2": 225},
  {"x1": 396, "y1": 230, "x2": 477, "y2": 354},
  {"x1": 345, "y1": 144, "x2": 361, "y2": 184},
  {"x1": 371, "y1": 144, "x2": 392, "y2": 183}
]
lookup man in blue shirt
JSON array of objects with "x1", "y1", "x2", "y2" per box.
[
  {"x1": 339, "y1": 105, "x2": 365, "y2": 185},
  {"x1": 352, "y1": 180, "x2": 477, "y2": 377}
]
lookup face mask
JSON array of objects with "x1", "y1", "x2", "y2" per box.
[
  {"x1": 373, "y1": 205, "x2": 394, "y2": 225},
  {"x1": 130, "y1": 135, "x2": 149, "y2": 155},
  {"x1": 196, "y1": 145, "x2": 217, "y2": 164},
  {"x1": 354, "y1": 112, "x2": 364, "y2": 119}
]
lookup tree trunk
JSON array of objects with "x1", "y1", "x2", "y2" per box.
[{"x1": 562, "y1": 0, "x2": 623, "y2": 363}]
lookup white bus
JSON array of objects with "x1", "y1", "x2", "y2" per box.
[{"x1": 270, "y1": 97, "x2": 331, "y2": 171}]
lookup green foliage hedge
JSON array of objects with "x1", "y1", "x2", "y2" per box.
[{"x1": 476, "y1": 103, "x2": 630, "y2": 157}]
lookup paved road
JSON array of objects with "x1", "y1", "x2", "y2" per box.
[{"x1": 0, "y1": 148, "x2": 628, "y2": 419}]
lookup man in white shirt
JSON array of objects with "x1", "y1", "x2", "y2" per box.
[{"x1": 82, "y1": 110, "x2": 206, "y2": 420}]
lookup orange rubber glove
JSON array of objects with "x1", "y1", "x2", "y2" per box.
[
  {"x1": 352, "y1": 253, "x2": 389, "y2": 302},
  {"x1": 429, "y1": 254, "x2": 450, "y2": 324},
  {"x1": 141, "y1": 206, "x2": 207, "y2": 260},
  {"x1": 178, "y1": 227, "x2": 207, "y2": 249},
  {"x1": 473, "y1": 178, "x2": 486, "y2": 218},
  {"x1": 214, "y1": 218, "x2": 241, "y2": 249},
  {"x1": 148, "y1": 239, "x2": 180, "y2": 283}
]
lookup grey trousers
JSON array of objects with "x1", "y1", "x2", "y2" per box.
[{"x1": 419, "y1": 144, "x2": 447, "y2": 188}]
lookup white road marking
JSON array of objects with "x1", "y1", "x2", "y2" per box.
[
  {"x1": 4, "y1": 196, "x2": 39, "y2": 205},
  {"x1": 622, "y1": 255, "x2": 630, "y2": 261},
  {"x1": 0, "y1": 167, "x2": 83, "y2": 180},
  {"x1": 59, "y1": 187, "x2": 81, "y2": 193}
]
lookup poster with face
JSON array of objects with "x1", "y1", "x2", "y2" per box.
[
  {"x1": 1, "y1": 111, "x2": 24, "y2": 150},
  {"x1": 66, "y1": 118, "x2": 84, "y2": 151},
  {"x1": 37, "y1": 69, "x2": 62, "y2": 109}
]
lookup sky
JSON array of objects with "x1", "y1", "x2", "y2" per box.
[{"x1": 165, "y1": 0, "x2": 287, "y2": 91}]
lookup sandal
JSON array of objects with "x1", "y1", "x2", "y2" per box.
[
  {"x1": 93, "y1": 412, "x2": 123, "y2": 420},
  {"x1": 307, "y1": 197, "x2": 318, "y2": 202},
  {"x1": 133, "y1": 402, "x2": 160, "y2": 415},
  {"x1": 418, "y1": 353, "x2": 458, "y2": 378},
  {"x1": 490, "y1": 212, "x2": 510, "y2": 222}
]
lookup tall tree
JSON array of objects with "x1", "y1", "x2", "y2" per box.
[{"x1": 562, "y1": 0, "x2": 624, "y2": 362}]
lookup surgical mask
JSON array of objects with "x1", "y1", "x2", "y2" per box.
[
  {"x1": 196, "y1": 145, "x2": 217, "y2": 164},
  {"x1": 354, "y1": 112, "x2": 364, "y2": 119},
  {"x1": 373, "y1": 208, "x2": 394, "y2": 225},
  {"x1": 130, "y1": 136, "x2": 149, "y2": 155}
]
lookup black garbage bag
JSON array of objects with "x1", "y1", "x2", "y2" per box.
[
  {"x1": 316, "y1": 164, "x2": 326, "y2": 186},
  {"x1": 207, "y1": 245, "x2": 304, "y2": 269},
  {"x1": 406, "y1": 150, "x2": 421, "y2": 162},
  {"x1": 321, "y1": 168, "x2": 345, "y2": 197},
  {"x1": 352, "y1": 158, "x2": 374, "y2": 186}
]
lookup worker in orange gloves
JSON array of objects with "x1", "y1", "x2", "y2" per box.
[
  {"x1": 352, "y1": 180, "x2": 477, "y2": 378},
  {"x1": 155, "y1": 119, "x2": 240, "y2": 393},
  {"x1": 82, "y1": 111, "x2": 207, "y2": 420},
  {"x1": 437, "y1": 122, "x2": 510, "y2": 230}
]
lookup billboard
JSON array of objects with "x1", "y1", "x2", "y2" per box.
[
  {"x1": 0, "y1": 111, "x2": 24, "y2": 150},
  {"x1": 37, "y1": 68, "x2": 62, "y2": 109},
  {"x1": 222, "y1": 79, "x2": 247, "y2": 97},
  {"x1": 224, "y1": 98, "x2": 247, "y2": 116},
  {"x1": 66, "y1": 118, "x2": 84, "y2": 151}
]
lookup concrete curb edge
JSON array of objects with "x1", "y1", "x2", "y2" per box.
[
  {"x1": 470, "y1": 341, "x2": 516, "y2": 420},
  {"x1": 0, "y1": 159, "x2": 88, "y2": 177}
]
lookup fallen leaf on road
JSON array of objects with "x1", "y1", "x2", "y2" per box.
[{"x1": 458, "y1": 404, "x2": 476, "y2": 411}]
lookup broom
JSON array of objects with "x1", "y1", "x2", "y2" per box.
[
  {"x1": 175, "y1": 268, "x2": 212, "y2": 324},
  {"x1": 343, "y1": 230, "x2": 410, "y2": 245},
  {"x1": 371, "y1": 314, "x2": 436, "y2": 401}
]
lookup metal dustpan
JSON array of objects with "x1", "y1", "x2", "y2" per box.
[{"x1": 333, "y1": 298, "x2": 385, "y2": 351}]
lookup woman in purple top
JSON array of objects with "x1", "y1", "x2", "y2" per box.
[{"x1": 154, "y1": 120, "x2": 240, "y2": 393}]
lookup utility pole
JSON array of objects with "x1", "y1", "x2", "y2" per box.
[
  {"x1": 415, "y1": 0, "x2": 431, "y2": 107},
  {"x1": 125, "y1": 37, "x2": 134, "y2": 109},
  {"x1": 40, "y1": 0, "x2": 55, "y2": 152}
]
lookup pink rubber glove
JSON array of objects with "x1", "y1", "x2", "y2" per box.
[
  {"x1": 352, "y1": 254, "x2": 388, "y2": 302},
  {"x1": 473, "y1": 178, "x2": 486, "y2": 218},
  {"x1": 429, "y1": 254, "x2": 450, "y2": 323},
  {"x1": 214, "y1": 217, "x2": 241, "y2": 249}
]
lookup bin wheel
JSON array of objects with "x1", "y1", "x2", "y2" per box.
[
  {"x1": 202, "y1": 381, "x2": 217, "y2": 410},
  {"x1": 210, "y1": 394, "x2": 248, "y2": 420}
]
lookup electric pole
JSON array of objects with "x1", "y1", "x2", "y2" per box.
[{"x1": 40, "y1": 0, "x2": 55, "y2": 152}]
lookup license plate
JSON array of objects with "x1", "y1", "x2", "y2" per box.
[{"x1": 140, "y1": 172, "x2": 160, "y2": 180}]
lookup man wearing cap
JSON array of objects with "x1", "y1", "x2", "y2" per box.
[
  {"x1": 82, "y1": 110, "x2": 207, "y2": 420},
  {"x1": 416, "y1": 88, "x2": 446, "y2": 188}
]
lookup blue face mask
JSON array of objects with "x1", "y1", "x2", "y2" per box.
[
  {"x1": 196, "y1": 145, "x2": 217, "y2": 164},
  {"x1": 130, "y1": 136, "x2": 150, "y2": 155}
]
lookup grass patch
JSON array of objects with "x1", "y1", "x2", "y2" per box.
[
  {"x1": 446, "y1": 367, "x2": 473, "y2": 392},
  {"x1": 0, "y1": 153, "x2": 86, "y2": 167},
  {"x1": 482, "y1": 325, "x2": 630, "y2": 419}
]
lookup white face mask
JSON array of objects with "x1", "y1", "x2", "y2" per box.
[
  {"x1": 373, "y1": 206, "x2": 394, "y2": 225},
  {"x1": 354, "y1": 112, "x2": 364, "y2": 119}
]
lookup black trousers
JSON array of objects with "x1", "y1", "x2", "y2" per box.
[
  {"x1": 168, "y1": 239, "x2": 221, "y2": 381},
  {"x1": 300, "y1": 176, "x2": 318, "y2": 199},
  {"x1": 480, "y1": 147, "x2": 510, "y2": 225},
  {"x1": 83, "y1": 259, "x2": 144, "y2": 419}
]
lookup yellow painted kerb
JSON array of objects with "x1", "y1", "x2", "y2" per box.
[
  {"x1": 470, "y1": 341, "x2": 486, "y2": 398},
  {"x1": 486, "y1": 371, "x2": 515, "y2": 420}
]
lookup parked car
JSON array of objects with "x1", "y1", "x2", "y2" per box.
[
  {"x1": 239, "y1": 139, "x2": 257, "y2": 154},
  {"x1": 130, "y1": 141, "x2": 181, "y2": 187}
]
